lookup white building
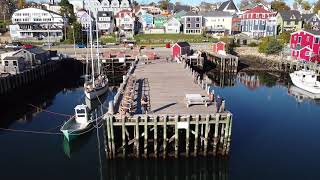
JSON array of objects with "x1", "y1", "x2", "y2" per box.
[
  {"x1": 42, "y1": 4, "x2": 62, "y2": 14},
  {"x1": 77, "y1": 10, "x2": 95, "y2": 30},
  {"x1": 164, "y1": 17, "x2": 181, "y2": 34},
  {"x1": 10, "y1": 8, "x2": 66, "y2": 41},
  {"x1": 84, "y1": 0, "x2": 131, "y2": 18},
  {"x1": 97, "y1": 11, "x2": 114, "y2": 33},
  {"x1": 200, "y1": 11, "x2": 233, "y2": 35}
]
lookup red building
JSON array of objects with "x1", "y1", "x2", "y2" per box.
[
  {"x1": 212, "y1": 42, "x2": 225, "y2": 53},
  {"x1": 290, "y1": 30, "x2": 320, "y2": 62},
  {"x1": 172, "y1": 42, "x2": 191, "y2": 58}
]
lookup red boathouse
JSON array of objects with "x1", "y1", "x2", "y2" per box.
[{"x1": 172, "y1": 42, "x2": 191, "y2": 58}]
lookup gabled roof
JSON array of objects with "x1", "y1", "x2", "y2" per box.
[
  {"x1": 199, "y1": 11, "x2": 232, "y2": 17},
  {"x1": 183, "y1": 12, "x2": 200, "y2": 17},
  {"x1": 278, "y1": 10, "x2": 301, "y2": 21},
  {"x1": 217, "y1": 0, "x2": 239, "y2": 12},
  {"x1": 305, "y1": 29, "x2": 320, "y2": 36},
  {"x1": 243, "y1": 5, "x2": 273, "y2": 14},
  {"x1": 97, "y1": 11, "x2": 113, "y2": 18},
  {"x1": 176, "y1": 42, "x2": 190, "y2": 47},
  {"x1": 294, "y1": 44, "x2": 312, "y2": 51},
  {"x1": 302, "y1": 13, "x2": 315, "y2": 22}
]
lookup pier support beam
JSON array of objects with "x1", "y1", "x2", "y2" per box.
[
  {"x1": 153, "y1": 115, "x2": 158, "y2": 157},
  {"x1": 194, "y1": 115, "x2": 199, "y2": 156},
  {"x1": 144, "y1": 115, "x2": 148, "y2": 158},
  {"x1": 174, "y1": 115, "x2": 179, "y2": 158},
  {"x1": 135, "y1": 117, "x2": 140, "y2": 157},
  {"x1": 186, "y1": 115, "x2": 191, "y2": 157},
  {"x1": 122, "y1": 116, "x2": 126, "y2": 157},
  {"x1": 213, "y1": 114, "x2": 220, "y2": 155},
  {"x1": 106, "y1": 116, "x2": 112, "y2": 158},
  {"x1": 204, "y1": 115, "x2": 210, "y2": 156},
  {"x1": 163, "y1": 115, "x2": 167, "y2": 158},
  {"x1": 110, "y1": 116, "x2": 115, "y2": 157}
]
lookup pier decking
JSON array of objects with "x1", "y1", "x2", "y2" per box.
[{"x1": 104, "y1": 59, "x2": 233, "y2": 159}]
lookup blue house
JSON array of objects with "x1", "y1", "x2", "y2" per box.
[{"x1": 139, "y1": 12, "x2": 154, "y2": 30}]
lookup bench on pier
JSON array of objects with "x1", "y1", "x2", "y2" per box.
[{"x1": 185, "y1": 94, "x2": 211, "y2": 108}]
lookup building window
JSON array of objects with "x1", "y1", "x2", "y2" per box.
[
  {"x1": 262, "y1": 14, "x2": 265, "y2": 18},
  {"x1": 298, "y1": 36, "x2": 302, "y2": 43},
  {"x1": 295, "y1": 21, "x2": 298, "y2": 25},
  {"x1": 306, "y1": 51, "x2": 311, "y2": 56},
  {"x1": 196, "y1": 23, "x2": 200, "y2": 28},
  {"x1": 4, "y1": 61, "x2": 8, "y2": 66},
  {"x1": 187, "y1": 17, "x2": 190, "y2": 21},
  {"x1": 187, "y1": 23, "x2": 191, "y2": 28},
  {"x1": 13, "y1": 61, "x2": 17, "y2": 66},
  {"x1": 286, "y1": 21, "x2": 290, "y2": 25},
  {"x1": 196, "y1": 17, "x2": 200, "y2": 22},
  {"x1": 316, "y1": 37, "x2": 319, "y2": 43},
  {"x1": 294, "y1": 36, "x2": 297, "y2": 41}
]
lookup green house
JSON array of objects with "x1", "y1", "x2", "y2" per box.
[
  {"x1": 276, "y1": 10, "x2": 303, "y2": 35},
  {"x1": 154, "y1": 15, "x2": 167, "y2": 28}
]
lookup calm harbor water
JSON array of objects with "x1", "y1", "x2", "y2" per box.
[{"x1": 1, "y1": 71, "x2": 320, "y2": 180}]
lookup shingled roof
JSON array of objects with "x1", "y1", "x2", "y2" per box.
[
  {"x1": 217, "y1": 0, "x2": 239, "y2": 12},
  {"x1": 278, "y1": 10, "x2": 302, "y2": 21},
  {"x1": 305, "y1": 29, "x2": 320, "y2": 36}
]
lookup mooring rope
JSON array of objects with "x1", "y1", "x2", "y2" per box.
[
  {"x1": 28, "y1": 104, "x2": 73, "y2": 117},
  {"x1": 0, "y1": 127, "x2": 62, "y2": 135}
]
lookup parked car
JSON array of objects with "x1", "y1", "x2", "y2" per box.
[
  {"x1": 75, "y1": 43, "x2": 86, "y2": 48},
  {"x1": 23, "y1": 44, "x2": 33, "y2": 49},
  {"x1": 5, "y1": 42, "x2": 22, "y2": 49}
]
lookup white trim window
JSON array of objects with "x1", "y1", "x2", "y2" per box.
[
  {"x1": 195, "y1": 23, "x2": 200, "y2": 28},
  {"x1": 187, "y1": 23, "x2": 191, "y2": 28}
]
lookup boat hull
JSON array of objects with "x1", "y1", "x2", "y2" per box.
[
  {"x1": 290, "y1": 73, "x2": 320, "y2": 94},
  {"x1": 84, "y1": 84, "x2": 109, "y2": 100},
  {"x1": 60, "y1": 117, "x2": 93, "y2": 141}
]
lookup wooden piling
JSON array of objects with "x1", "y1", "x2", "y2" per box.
[
  {"x1": 153, "y1": 115, "x2": 158, "y2": 157},
  {"x1": 163, "y1": 115, "x2": 167, "y2": 158},
  {"x1": 186, "y1": 115, "x2": 190, "y2": 157},
  {"x1": 174, "y1": 115, "x2": 179, "y2": 158},
  {"x1": 144, "y1": 115, "x2": 148, "y2": 157},
  {"x1": 204, "y1": 115, "x2": 210, "y2": 155}
]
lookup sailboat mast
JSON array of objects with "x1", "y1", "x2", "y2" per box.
[
  {"x1": 85, "y1": 29, "x2": 89, "y2": 82},
  {"x1": 95, "y1": 12, "x2": 101, "y2": 75},
  {"x1": 89, "y1": 9, "x2": 95, "y2": 87}
]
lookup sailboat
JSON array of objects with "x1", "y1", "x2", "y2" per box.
[{"x1": 84, "y1": 9, "x2": 108, "y2": 100}]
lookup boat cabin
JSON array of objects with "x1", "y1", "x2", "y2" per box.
[
  {"x1": 294, "y1": 70, "x2": 319, "y2": 83},
  {"x1": 75, "y1": 104, "x2": 89, "y2": 124}
]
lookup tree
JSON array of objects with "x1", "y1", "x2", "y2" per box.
[
  {"x1": 17, "y1": 0, "x2": 25, "y2": 9},
  {"x1": 302, "y1": 1, "x2": 311, "y2": 10},
  {"x1": 278, "y1": 32, "x2": 290, "y2": 44},
  {"x1": 59, "y1": 0, "x2": 75, "y2": 24},
  {"x1": 271, "y1": 0, "x2": 290, "y2": 11},
  {"x1": 315, "y1": 0, "x2": 320, "y2": 13},
  {"x1": 259, "y1": 37, "x2": 283, "y2": 55},
  {"x1": 159, "y1": 0, "x2": 170, "y2": 10},
  {"x1": 67, "y1": 22, "x2": 83, "y2": 43}
]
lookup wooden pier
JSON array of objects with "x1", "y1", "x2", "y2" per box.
[
  {"x1": 0, "y1": 60, "x2": 64, "y2": 96},
  {"x1": 104, "y1": 59, "x2": 233, "y2": 159},
  {"x1": 206, "y1": 52, "x2": 239, "y2": 73}
]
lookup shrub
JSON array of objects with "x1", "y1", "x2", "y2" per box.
[
  {"x1": 259, "y1": 37, "x2": 283, "y2": 55},
  {"x1": 248, "y1": 42, "x2": 258, "y2": 47}
]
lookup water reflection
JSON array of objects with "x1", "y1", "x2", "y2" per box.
[
  {"x1": 288, "y1": 85, "x2": 320, "y2": 104},
  {"x1": 104, "y1": 157, "x2": 229, "y2": 180}
]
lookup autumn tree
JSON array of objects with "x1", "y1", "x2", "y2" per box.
[
  {"x1": 271, "y1": 0, "x2": 290, "y2": 11},
  {"x1": 159, "y1": 0, "x2": 170, "y2": 10},
  {"x1": 17, "y1": 0, "x2": 25, "y2": 9},
  {"x1": 315, "y1": 0, "x2": 320, "y2": 13}
]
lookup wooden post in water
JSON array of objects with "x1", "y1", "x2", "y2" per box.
[
  {"x1": 153, "y1": 115, "x2": 158, "y2": 157},
  {"x1": 174, "y1": 115, "x2": 179, "y2": 158},
  {"x1": 163, "y1": 115, "x2": 167, "y2": 158},
  {"x1": 122, "y1": 116, "x2": 126, "y2": 157},
  {"x1": 144, "y1": 115, "x2": 148, "y2": 157},
  {"x1": 220, "y1": 123, "x2": 225, "y2": 144},
  {"x1": 135, "y1": 117, "x2": 140, "y2": 157},
  {"x1": 110, "y1": 116, "x2": 115, "y2": 157},
  {"x1": 194, "y1": 115, "x2": 199, "y2": 156},
  {"x1": 106, "y1": 116, "x2": 112, "y2": 158},
  {"x1": 204, "y1": 115, "x2": 210, "y2": 156},
  {"x1": 223, "y1": 114, "x2": 230, "y2": 155},
  {"x1": 213, "y1": 114, "x2": 220, "y2": 154},
  {"x1": 186, "y1": 115, "x2": 191, "y2": 157}
]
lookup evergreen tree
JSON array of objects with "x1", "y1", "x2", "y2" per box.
[
  {"x1": 17, "y1": 0, "x2": 25, "y2": 9},
  {"x1": 67, "y1": 22, "x2": 83, "y2": 43},
  {"x1": 59, "y1": 0, "x2": 75, "y2": 24}
]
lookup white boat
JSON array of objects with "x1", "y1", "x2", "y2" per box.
[
  {"x1": 290, "y1": 69, "x2": 320, "y2": 94},
  {"x1": 60, "y1": 104, "x2": 92, "y2": 141},
  {"x1": 83, "y1": 8, "x2": 108, "y2": 100}
]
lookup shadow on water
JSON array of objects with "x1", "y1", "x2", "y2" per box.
[
  {"x1": 104, "y1": 157, "x2": 229, "y2": 180},
  {"x1": 0, "y1": 61, "x2": 84, "y2": 128}
]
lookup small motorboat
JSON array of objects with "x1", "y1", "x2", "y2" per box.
[
  {"x1": 60, "y1": 104, "x2": 92, "y2": 141},
  {"x1": 288, "y1": 85, "x2": 320, "y2": 103},
  {"x1": 84, "y1": 75, "x2": 109, "y2": 100},
  {"x1": 290, "y1": 69, "x2": 320, "y2": 94}
]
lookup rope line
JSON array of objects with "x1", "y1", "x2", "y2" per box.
[{"x1": 28, "y1": 104, "x2": 73, "y2": 117}]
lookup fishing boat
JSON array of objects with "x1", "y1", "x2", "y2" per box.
[
  {"x1": 83, "y1": 8, "x2": 108, "y2": 100},
  {"x1": 60, "y1": 104, "x2": 92, "y2": 141},
  {"x1": 290, "y1": 69, "x2": 320, "y2": 94},
  {"x1": 288, "y1": 85, "x2": 320, "y2": 103}
]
